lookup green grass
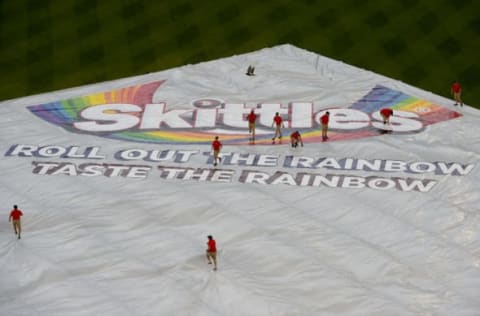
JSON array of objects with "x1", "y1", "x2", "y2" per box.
[{"x1": 1, "y1": 0, "x2": 479, "y2": 107}]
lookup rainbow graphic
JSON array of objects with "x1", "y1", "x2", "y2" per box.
[
  {"x1": 28, "y1": 81, "x2": 164, "y2": 126},
  {"x1": 27, "y1": 81, "x2": 461, "y2": 145}
]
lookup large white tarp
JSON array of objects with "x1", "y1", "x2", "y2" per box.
[{"x1": 1, "y1": 44, "x2": 479, "y2": 316}]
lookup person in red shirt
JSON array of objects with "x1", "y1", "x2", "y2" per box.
[
  {"x1": 271, "y1": 112, "x2": 285, "y2": 144},
  {"x1": 451, "y1": 81, "x2": 463, "y2": 106},
  {"x1": 211, "y1": 136, "x2": 222, "y2": 167},
  {"x1": 380, "y1": 108, "x2": 394, "y2": 125},
  {"x1": 206, "y1": 235, "x2": 217, "y2": 270},
  {"x1": 320, "y1": 111, "x2": 330, "y2": 141},
  {"x1": 290, "y1": 131, "x2": 303, "y2": 148},
  {"x1": 9, "y1": 205, "x2": 23, "y2": 239},
  {"x1": 247, "y1": 109, "x2": 257, "y2": 142}
]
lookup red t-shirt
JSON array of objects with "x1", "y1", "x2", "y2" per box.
[
  {"x1": 10, "y1": 209, "x2": 23, "y2": 220},
  {"x1": 212, "y1": 140, "x2": 222, "y2": 151},
  {"x1": 380, "y1": 108, "x2": 393, "y2": 117},
  {"x1": 290, "y1": 131, "x2": 300, "y2": 139},
  {"x1": 247, "y1": 112, "x2": 257, "y2": 123},
  {"x1": 207, "y1": 239, "x2": 216, "y2": 252},
  {"x1": 320, "y1": 114, "x2": 329, "y2": 125},
  {"x1": 273, "y1": 115, "x2": 283, "y2": 126},
  {"x1": 452, "y1": 82, "x2": 461, "y2": 93}
]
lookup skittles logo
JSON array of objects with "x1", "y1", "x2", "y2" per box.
[{"x1": 27, "y1": 80, "x2": 461, "y2": 145}]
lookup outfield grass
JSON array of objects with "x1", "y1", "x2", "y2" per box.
[{"x1": 1, "y1": 0, "x2": 479, "y2": 107}]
